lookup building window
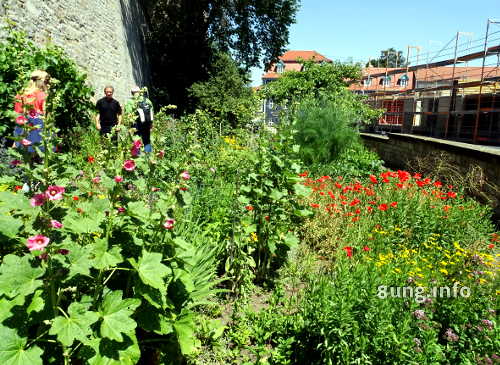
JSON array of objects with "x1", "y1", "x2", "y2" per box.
[
  {"x1": 363, "y1": 78, "x2": 372, "y2": 87},
  {"x1": 397, "y1": 74, "x2": 409, "y2": 87},
  {"x1": 379, "y1": 76, "x2": 391, "y2": 86},
  {"x1": 276, "y1": 61, "x2": 284, "y2": 74}
]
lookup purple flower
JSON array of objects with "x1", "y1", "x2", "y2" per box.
[
  {"x1": 481, "y1": 319, "x2": 494, "y2": 331},
  {"x1": 180, "y1": 171, "x2": 191, "y2": 180},
  {"x1": 413, "y1": 310, "x2": 427, "y2": 320},
  {"x1": 50, "y1": 219, "x2": 63, "y2": 229},
  {"x1": 30, "y1": 193, "x2": 47, "y2": 207}
]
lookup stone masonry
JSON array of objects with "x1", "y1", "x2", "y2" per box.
[{"x1": 1, "y1": 0, "x2": 150, "y2": 105}]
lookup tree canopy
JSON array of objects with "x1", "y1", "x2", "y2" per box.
[
  {"x1": 366, "y1": 48, "x2": 406, "y2": 68},
  {"x1": 141, "y1": 0, "x2": 299, "y2": 112}
]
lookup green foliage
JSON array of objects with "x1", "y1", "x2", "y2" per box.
[
  {"x1": 291, "y1": 96, "x2": 361, "y2": 165},
  {"x1": 188, "y1": 53, "x2": 258, "y2": 131},
  {"x1": 144, "y1": 0, "x2": 299, "y2": 111},
  {"x1": 367, "y1": 47, "x2": 407, "y2": 68},
  {"x1": 0, "y1": 25, "x2": 94, "y2": 146}
]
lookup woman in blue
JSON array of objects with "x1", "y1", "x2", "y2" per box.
[{"x1": 13, "y1": 70, "x2": 50, "y2": 153}]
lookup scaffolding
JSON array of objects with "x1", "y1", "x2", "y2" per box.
[{"x1": 356, "y1": 19, "x2": 500, "y2": 144}]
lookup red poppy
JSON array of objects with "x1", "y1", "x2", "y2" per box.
[
  {"x1": 447, "y1": 191, "x2": 457, "y2": 198},
  {"x1": 343, "y1": 246, "x2": 353, "y2": 258},
  {"x1": 180, "y1": 187, "x2": 188, "y2": 191},
  {"x1": 310, "y1": 203, "x2": 320, "y2": 208},
  {"x1": 355, "y1": 208, "x2": 361, "y2": 214},
  {"x1": 369, "y1": 175, "x2": 378, "y2": 184},
  {"x1": 396, "y1": 183, "x2": 404, "y2": 189},
  {"x1": 264, "y1": 215, "x2": 270, "y2": 222},
  {"x1": 378, "y1": 204, "x2": 388, "y2": 211},
  {"x1": 245, "y1": 205, "x2": 254, "y2": 211},
  {"x1": 298, "y1": 171, "x2": 309, "y2": 177},
  {"x1": 352, "y1": 216, "x2": 360, "y2": 222},
  {"x1": 443, "y1": 205, "x2": 451, "y2": 212},
  {"x1": 328, "y1": 191, "x2": 335, "y2": 199},
  {"x1": 335, "y1": 182, "x2": 342, "y2": 189},
  {"x1": 488, "y1": 243, "x2": 495, "y2": 249},
  {"x1": 367, "y1": 206, "x2": 373, "y2": 213},
  {"x1": 363, "y1": 245, "x2": 370, "y2": 251},
  {"x1": 434, "y1": 181, "x2": 442, "y2": 188},
  {"x1": 14, "y1": 185, "x2": 23, "y2": 191},
  {"x1": 390, "y1": 202, "x2": 398, "y2": 208},
  {"x1": 72, "y1": 196, "x2": 79, "y2": 201},
  {"x1": 87, "y1": 156, "x2": 95, "y2": 163},
  {"x1": 349, "y1": 198, "x2": 360, "y2": 207}
]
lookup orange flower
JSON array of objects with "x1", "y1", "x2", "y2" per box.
[{"x1": 245, "y1": 205, "x2": 254, "y2": 211}]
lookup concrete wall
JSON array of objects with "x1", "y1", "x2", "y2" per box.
[{"x1": 1, "y1": 0, "x2": 150, "y2": 105}]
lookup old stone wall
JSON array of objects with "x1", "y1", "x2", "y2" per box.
[{"x1": 1, "y1": 0, "x2": 150, "y2": 105}]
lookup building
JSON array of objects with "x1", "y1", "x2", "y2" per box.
[
  {"x1": 351, "y1": 65, "x2": 500, "y2": 143},
  {"x1": 260, "y1": 50, "x2": 332, "y2": 123}
]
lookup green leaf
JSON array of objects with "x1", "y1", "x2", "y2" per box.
[
  {"x1": 129, "y1": 251, "x2": 170, "y2": 290},
  {"x1": 180, "y1": 190, "x2": 192, "y2": 206},
  {"x1": 86, "y1": 334, "x2": 140, "y2": 365},
  {"x1": 293, "y1": 182, "x2": 312, "y2": 198},
  {"x1": 0, "y1": 296, "x2": 25, "y2": 323},
  {"x1": 64, "y1": 243, "x2": 93, "y2": 279},
  {"x1": 92, "y1": 239, "x2": 123, "y2": 270},
  {"x1": 173, "y1": 314, "x2": 200, "y2": 355},
  {"x1": 49, "y1": 302, "x2": 99, "y2": 346},
  {"x1": 64, "y1": 214, "x2": 103, "y2": 234},
  {"x1": 283, "y1": 232, "x2": 299, "y2": 248},
  {"x1": 269, "y1": 189, "x2": 286, "y2": 201},
  {"x1": 27, "y1": 290, "x2": 44, "y2": 315},
  {"x1": 0, "y1": 255, "x2": 45, "y2": 299},
  {"x1": 0, "y1": 326, "x2": 43, "y2": 365},
  {"x1": 126, "y1": 201, "x2": 149, "y2": 223},
  {"x1": 0, "y1": 214, "x2": 23, "y2": 239},
  {"x1": 99, "y1": 291, "x2": 140, "y2": 342}
]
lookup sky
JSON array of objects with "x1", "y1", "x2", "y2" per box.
[{"x1": 250, "y1": 0, "x2": 500, "y2": 86}]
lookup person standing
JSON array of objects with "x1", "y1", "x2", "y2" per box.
[
  {"x1": 124, "y1": 86, "x2": 154, "y2": 152},
  {"x1": 13, "y1": 70, "x2": 51, "y2": 153},
  {"x1": 95, "y1": 86, "x2": 122, "y2": 135}
]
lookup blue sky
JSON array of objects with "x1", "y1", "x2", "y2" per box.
[{"x1": 250, "y1": 0, "x2": 500, "y2": 85}]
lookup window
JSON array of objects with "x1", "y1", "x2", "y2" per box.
[
  {"x1": 363, "y1": 78, "x2": 372, "y2": 87},
  {"x1": 397, "y1": 74, "x2": 409, "y2": 87},
  {"x1": 379, "y1": 76, "x2": 391, "y2": 86},
  {"x1": 276, "y1": 61, "x2": 284, "y2": 74}
]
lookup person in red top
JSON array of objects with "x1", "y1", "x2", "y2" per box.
[{"x1": 13, "y1": 70, "x2": 50, "y2": 152}]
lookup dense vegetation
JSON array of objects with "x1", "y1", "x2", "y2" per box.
[{"x1": 0, "y1": 18, "x2": 498, "y2": 365}]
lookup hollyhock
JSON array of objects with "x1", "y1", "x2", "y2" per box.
[
  {"x1": 58, "y1": 249, "x2": 70, "y2": 255},
  {"x1": 131, "y1": 142, "x2": 141, "y2": 157},
  {"x1": 30, "y1": 193, "x2": 47, "y2": 207},
  {"x1": 117, "y1": 207, "x2": 126, "y2": 213},
  {"x1": 45, "y1": 185, "x2": 65, "y2": 201},
  {"x1": 114, "y1": 175, "x2": 123, "y2": 183},
  {"x1": 179, "y1": 187, "x2": 188, "y2": 191},
  {"x1": 92, "y1": 176, "x2": 101, "y2": 184},
  {"x1": 21, "y1": 139, "x2": 32, "y2": 146},
  {"x1": 50, "y1": 219, "x2": 63, "y2": 229},
  {"x1": 163, "y1": 218, "x2": 175, "y2": 230},
  {"x1": 26, "y1": 234, "x2": 50, "y2": 251},
  {"x1": 10, "y1": 159, "x2": 22, "y2": 166},
  {"x1": 180, "y1": 171, "x2": 191, "y2": 180},
  {"x1": 16, "y1": 115, "x2": 27, "y2": 125},
  {"x1": 157, "y1": 150, "x2": 165, "y2": 159},
  {"x1": 123, "y1": 160, "x2": 136, "y2": 171}
]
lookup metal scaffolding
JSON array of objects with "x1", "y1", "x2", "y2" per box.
[{"x1": 356, "y1": 19, "x2": 500, "y2": 144}]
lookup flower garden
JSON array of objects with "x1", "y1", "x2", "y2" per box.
[{"x1": 0, "y1": 31, "x2": 498, "y2": 365}]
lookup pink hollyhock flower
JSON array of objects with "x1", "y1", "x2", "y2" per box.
[
  {"x1": 123, "y1": 160, "x2": 136, "y2": 171},
  {"x1": 29, "y1": 110, "x2": 38, "y2": 118},
  {"x1": 114, "y1": 176, "x2": 123, "y2": 183},
  {"x1": 133, "y1": 140, "x2": 142, "y2": 148},
  {"x1": 117, "y1": 207, "x2": 126, "y2": 213},
  {"x1": 30, "y1": 193, "x2": 47, "y2": 207},
  {"x1": 26, "y1": 234, "x2": 50, "y2": 251},
  {"x1": 45, "y1": 185, "x2": 65, "y2": 201},
  {"x1": 163, "y1": 218, "x2": 175, "y2": 230},
  {"x1": 21, "y1": 139, "x2": 32, "y2": 146},
  {"x1": 131, "y1": 145, "x2": 140, "y2": 157},
  {"x1": 50, "y1": 219, "x2": 63, "y2": 229},
  {"x1": 10, "y1": 159, "x2": 22, "y2": 166},
  {"x1": 16, "y1": 115, "x2": 27, "y2": 125},
  {"x1": 92, "y1": 176, "x2": 101, "y2": 184},
  {"x1": 180, "y1": 171, "x2": 191, "y2": 180},
  {"x1": 58, "y1": 249, "x2": 70, "y2": 255}
]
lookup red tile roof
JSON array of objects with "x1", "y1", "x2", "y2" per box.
[{"x1": 262, "y1": 50, "x2": 331, "y2": 81}]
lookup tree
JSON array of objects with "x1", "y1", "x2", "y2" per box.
[
  {"x1": 141, "y1": 0, "x2": 299, "y2": 113},
  {"x1": 188, "y1": 52, "x2": 258, "y2": 131},
  {"x1": 366, "y1": 48, "x2": 406, "y2": 68}
]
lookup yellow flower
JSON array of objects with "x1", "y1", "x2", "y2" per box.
[
  {"x1": 394, "y1": 227, "x2": 402, "y2": 232},
  {"x1": 439, "y1": 268, "x2": 449, "y2": 275},
  {"x1": 250, "y1": 232, "x2": 258, "y2": 242},
  {"x1": 98, "y1": 194, "x2": 106, "y2": 200},
  {"x1": 478, "y1": 278, "x2": 487, "y2": 284},
  {"x1": 427, "y1": 265, "x2": 433, "y2": 269},
  {"x1": 440, "y1": 261, "x2": 448, "y2": 266},
  {"x1": 393, "y1": 268, "x2": 401, "y2": 273}
]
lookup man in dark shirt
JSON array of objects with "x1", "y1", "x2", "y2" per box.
[{"x1": 95, "y1": 86, "x2": 122, "y2": 135}]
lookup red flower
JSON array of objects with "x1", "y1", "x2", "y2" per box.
[
  {"x1": 335, "y1": 182, "x2": 342, "y2": 189},
  {"x1": 298, "y1": 171, "x2": 309, "y2": 177},
  {"x1": 352, "y1": 216, "x2": 360, "y2": 222},
  {"x1": 87, "y1": 156, "x2": 95, "y2": 163},
  {"x1": 434, "y1": 181, "x2": 443, "y2": 188},
  {"x1": 378, "y1": 204, "x2": 388, "y2": 211},
  {"x1": 443, "y1": 205, "x2": 451, "y2": 212},
  {"x1": 363, "y1": 245, "x2": 370, "y2": 251},
  {"x1": 245, "y1": 205, "x2": 254, "y2": 211},
  {"x1": 72, "y1": 196, "x2": 79, "y2": 201},
  {"x1": 447, "y1": 191, "x2": 457, "y2": 198},
  {"x1": 14, "y1": 185, "x2": 22, "y2": 191},
  {"x1": 367, "y1": 206, "x2": 373, "y2": 213},
  {"x1": 310, "y1": 203, "x2": 320, "y2": 208},
  {"x1": 488, "y1": 243, "x2": 495, "y2": 249},
  {"x1": 265, "y1": 215, "x2": 270, "y2": 222},
  {"x1": 390, "y1": 202, "x2": 398, "y2": 208},
  {"x1": 179, "y1": 187, "x2": 188, "y2": 191},
  {"x1": 343, "y1": 246, "x2": 353, "y2": 258},
  {"x1": 349, "y1": 198, "x2": 361, "y2": 207},
  {"x1": 369, "y1": 175, "x2": 378, "y2": 184}
]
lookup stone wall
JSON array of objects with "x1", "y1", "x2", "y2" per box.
[
  {"x1": 1, "y1": 0, "x2": 150, "y2": 105},
  {"x1": 361, "y1": 132, "x2": 500, "y2": 217}
]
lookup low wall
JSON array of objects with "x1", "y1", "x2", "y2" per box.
[{"x1": 360, "y1": 132, "x2": 500, "y2": 215}]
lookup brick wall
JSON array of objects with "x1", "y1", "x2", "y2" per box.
[{"x1": 1, "y1": 0, "x2": 150, "y2": 105}]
